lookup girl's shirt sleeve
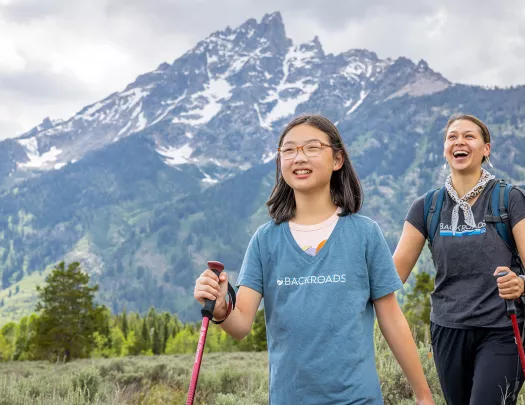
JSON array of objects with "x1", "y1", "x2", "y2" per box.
[
  {"x1": 236, "y1": 229, "x2": 264, "y2": 296},
  {"x1": 367, "y1": 221, "x2": 403, "y2": 300}
]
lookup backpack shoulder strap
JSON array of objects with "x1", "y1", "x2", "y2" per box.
[
  {"x1": 486, "y1": 179, "x2": 516, "y2": 253},
  {"x1": 424, "y1": 186, "x2": 446, "y2": 247}
]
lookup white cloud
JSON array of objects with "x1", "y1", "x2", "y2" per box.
[{"x1": 0, "y1": 0, "x2": 524, "y2": 139}]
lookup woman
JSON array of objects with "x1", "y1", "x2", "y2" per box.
[{"x1": 394, "y1": 114, "x2": 525, "y2": 404}]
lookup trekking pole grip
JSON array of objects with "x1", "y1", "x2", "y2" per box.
[
  {"x1": 496, "y1": 271, "x2": 517, "y2": 315},
  {"x1": 201, "y1": 261, "x2": 225, "y2": 319}
]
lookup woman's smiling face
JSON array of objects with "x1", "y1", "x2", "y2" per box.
[{"x1": 444, "y1": 119, "x2": 490, "y2": 173}]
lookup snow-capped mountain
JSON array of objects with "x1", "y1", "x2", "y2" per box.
[
  {"x1": 6, "y1": 12, "x2": 449, "y2": 185},
  {"x1": 2, "y1": 12, "x2": 524, "y2": 323}
]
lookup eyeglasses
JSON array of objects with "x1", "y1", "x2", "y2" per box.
[{"x1": 278, "y1": 141, "x2": 332, "y2": 160}]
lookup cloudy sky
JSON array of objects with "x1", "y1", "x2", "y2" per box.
[{"x1": 1, "y1": 0, "x2": 525, "y2": 139}]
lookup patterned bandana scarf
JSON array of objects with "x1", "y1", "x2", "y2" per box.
[{"x1": 445, "y1": 168, "x2": 495, "y2": 235}]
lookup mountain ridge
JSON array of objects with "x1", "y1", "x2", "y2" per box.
[{"x1": 0, "y1": 12, "x2": 523, "y2": 323}]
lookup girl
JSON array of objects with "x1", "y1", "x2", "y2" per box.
[
  {"x1": 394, "y1": 114, "x2": 525, "y2": 404},
  {"x1": 194, "y1": 114, "x2": 434, "y2": 404}
]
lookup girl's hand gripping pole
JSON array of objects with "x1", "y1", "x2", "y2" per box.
[
  {"x1": 200, "y1": 261, "x2": 225, "y2": 319},
  {"x1": 186, "y1": 261, "x2": 225, "y2": 405}
]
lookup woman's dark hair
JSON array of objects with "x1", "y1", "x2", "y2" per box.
[
  {"x1": 266, "y1": 114, "x2": 363, "y2": 224},
  {"x1": 445, "y1": 114, "x2": 491, "y2": 163}
]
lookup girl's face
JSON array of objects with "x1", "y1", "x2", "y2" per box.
[
  {"x1": 444, "y1": 119, "x2": 490, "y2": 174},
  {"x1": 280, "y1": 124, "x2": 343, "y2": 194}
]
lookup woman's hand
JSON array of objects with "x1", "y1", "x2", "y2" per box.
[{"x1": 494, "y1": 266, "x2": 524, "y2": 299}]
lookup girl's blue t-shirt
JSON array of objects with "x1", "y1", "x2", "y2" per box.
[{"x1": 237, "y1": 213, "x2": 403, "y2": 405}]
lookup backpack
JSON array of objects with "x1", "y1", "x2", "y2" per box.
[
  {"x1": 423, "y1": 179, "x2": 525, "y2": 272},
  {"x1": 424, "y1": 179, "x2": 525, "y2": 401}
]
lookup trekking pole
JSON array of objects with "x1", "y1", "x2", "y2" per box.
[
  {"x1": 496, "y1": 271, "x2": 525, "y2": 375},
  {"x1": 186, "y1": 261, "x2": 228, "y2": 405}
]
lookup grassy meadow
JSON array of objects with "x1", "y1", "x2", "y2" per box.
[{"x1": 0, "y1": 328, "x2": 524, "y2": 404}]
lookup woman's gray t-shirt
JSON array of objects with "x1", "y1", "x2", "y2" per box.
[{"x1": 406, "y1": 180, "x2": 525, "y2": 328}]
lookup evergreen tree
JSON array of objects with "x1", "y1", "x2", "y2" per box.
[
  {"x1": 162, "y1": 313, "x2": 170, "y2": 354},
  {"x1": 98, "y1": 307, "x2": 113, "y2": 355},
  {"x1": 152, "y1": 325, "x2": 162, "y2": 355},
  {"x1": 33, "y1": 261, "x2": 105, "y2": 361},
  {"x1": 121, "y1": 307, "x2": 128, "y2": 339},
  {"x1": 140, "y1": 318, "x2": 151, "y2": 353},
  {"x1": 146, "y1": 307, "x2": 157, "y2": 326}
]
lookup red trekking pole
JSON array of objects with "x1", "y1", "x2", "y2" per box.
[
  {"x1": 186, "y1": 261, "x2": 235, "y2": 405},
  {"x1": 497, "y1": 271, "x2": 525, "y2": 375}
]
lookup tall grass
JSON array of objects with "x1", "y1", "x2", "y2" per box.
[{"x1": 0, "y1": 330, "x2": 524, "y2": 404}]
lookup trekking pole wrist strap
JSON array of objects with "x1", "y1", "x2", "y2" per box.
[{"x1": 210, "y1": 283, "x2": 237, "y2": 324}]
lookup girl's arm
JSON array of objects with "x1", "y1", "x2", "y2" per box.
[
  {"x1": 375, "y1": 293, "x2": 435, "y2": 404},
  {"x1": 393, "y1": 221, "x2": 426, "y2": 283},
  {"x1": 216, "y1": 285, "x2": 262, "y2": 340},
  {"x1": 194, "y1": 270, "x2": 262, "y2": 341}
]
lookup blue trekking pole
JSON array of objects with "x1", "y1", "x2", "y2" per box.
[{"x1": 496, "y1": 271, "x2": 525, "y2": 375}]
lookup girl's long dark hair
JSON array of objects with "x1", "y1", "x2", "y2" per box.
[{"x1": 267, "y1": 114, "x2": 363, "y2": 224}]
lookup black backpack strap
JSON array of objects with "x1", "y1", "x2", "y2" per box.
[
  {"x1": 486, "y1": 179, "x2": 524, "y2": 274},
  {"x1": 500, "y1": 182, "x2": 514, "y2": 254},
  {"x1": 486, "y1": 180, "x2": 516, "y2": 251},
  {"x1": 485, "y1": 179, "x2": 504, "y2": 222},
  {"x1": 424, "y1": 187, "x2": 446, "y2": 247}
]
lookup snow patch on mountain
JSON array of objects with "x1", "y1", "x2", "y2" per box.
[
  {"x1": 17, "y1": 137, "x2": 63, "y2": 170},
  {"x1": 172, "y1": 78, "x2": 233, "y2": 126},
  {"x1": 156, "y1": 144, "x2": 194, "y2": 165}
]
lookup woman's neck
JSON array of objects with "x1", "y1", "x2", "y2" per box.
[
  {"x1": 292, "y1": 187, "x2": 338, "y2": 225},
  {"x1": 450, "y1": 168, "x2": 482, "y2": 198}
]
